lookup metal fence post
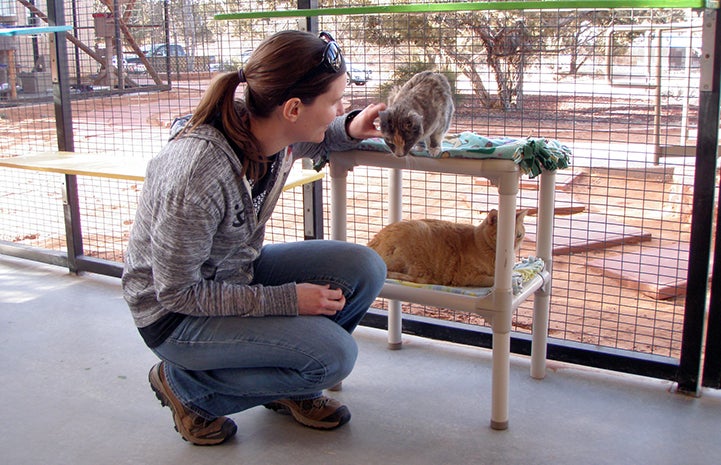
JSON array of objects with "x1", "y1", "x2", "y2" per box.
[
  {"x1": 677, "y1": 7, "x2": 720, "y2": 394},
  {"x1": 48, "y1": 0, "x2": 83, "y2": 273},
  {"x1": 701, "y1": 7, "x2": 721, "y2": 389},
  {"x1": 298, "y1": 0, "x2": 324, "y2": 240}
]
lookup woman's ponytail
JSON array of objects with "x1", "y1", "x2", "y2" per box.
[{"x1": 182, "y1": 72, "x2": 266, "y2": 181}]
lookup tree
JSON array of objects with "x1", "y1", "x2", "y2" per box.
[
  {"x1": 472, "y1": 18, "x2": 532, "y2": 110},
  {"x1": 363, "y1": 10, "x2": 536, "y2": 110},
  {"x1": 539, "y1": 9, "x2": 690, "y2": 77}
]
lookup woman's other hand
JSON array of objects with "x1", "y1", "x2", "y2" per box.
[{"x1": 296, "y1": 283, "x2": 346, "y2": 316}]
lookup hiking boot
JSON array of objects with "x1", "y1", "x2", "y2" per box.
[
  {"x1": 264, "y1": 395, "x2": 351, "y2": 430},
  {"x1": 148, "y1": 362, "x2": 237, "y2": 446}
]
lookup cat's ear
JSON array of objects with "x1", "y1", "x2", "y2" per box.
[
  {"x1": 516, "y1": 209, "x2": 529, "y2": 221},
  {"x1": 387, "y1": 86, "x2": 400, "y2": 103},
  {"x1": 486, "y1": 209, "x2": 498, "y2": 225},
  {"x1": 378, "y1": 111, "x2": 390, "y2": 132}
]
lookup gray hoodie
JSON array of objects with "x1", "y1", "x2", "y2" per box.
[{"x1": 122, "y1": 113, "x2": 359, "y2": 328}]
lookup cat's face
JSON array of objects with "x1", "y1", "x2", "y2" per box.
[
  {"x1": 477, "y1": 209, "x2": 528, "y2": 252},
  {"x1": 379, "y1": 109, "x2": 423, "y2": 157},
  {"x1": 514, "y1": 210, "x2": 528, "y2": 252}
]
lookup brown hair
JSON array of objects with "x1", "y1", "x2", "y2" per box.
[{"x1": 182, "y1": 30, "x2": 347, "y2": 182}]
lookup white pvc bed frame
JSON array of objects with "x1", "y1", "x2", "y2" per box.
[{"x1": 329, "y1": 150, "x2": 556, "y2": 430}]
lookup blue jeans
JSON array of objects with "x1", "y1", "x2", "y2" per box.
[{"x1": 151, "y1": 240, "x2": 386, "y2": 419}]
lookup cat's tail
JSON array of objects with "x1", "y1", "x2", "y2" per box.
[{"x1": 387, "y1": 271, "x2": 423, "y2": 282}]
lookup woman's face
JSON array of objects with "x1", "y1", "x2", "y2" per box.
[{"x1": 295, "y1": 74, "x2": 347, "y2": 143}]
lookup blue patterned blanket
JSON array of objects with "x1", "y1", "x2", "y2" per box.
[{"x1": 355, "y1": 132, "x2": 571, "y2": 178}]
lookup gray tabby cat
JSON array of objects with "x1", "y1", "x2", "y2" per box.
[{"x1": 379, "y1": 71, "x2": 455, "y2": 157}]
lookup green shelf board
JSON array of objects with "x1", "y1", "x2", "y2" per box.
[{"x1": 216, "y1": 0, "x2": 708, "y2": 21}]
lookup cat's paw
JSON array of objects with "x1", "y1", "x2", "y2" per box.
[{"x1": 428, "y1": 146, "x2": 442, "y2": 157}]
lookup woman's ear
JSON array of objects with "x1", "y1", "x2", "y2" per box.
[{"x1": 281, "y1": 98, "x2": 302, "y2": 122}]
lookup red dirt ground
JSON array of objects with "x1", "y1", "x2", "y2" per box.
[{"x1": 0, "y1": 83, "x2": 703, "y2": 359}]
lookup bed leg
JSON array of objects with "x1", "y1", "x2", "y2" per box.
[
  {"x1": 388, "y1": 299, "x2": 403, "y2": 350},
  {"x1": 490, "y1": 328, "x2": 510, "y2": 430},
  {"x1": 531, "y1": 293, "x2": 550, "y2": 380},
  {"x1": 531, "y1": 169, "x2": 556, "y2": 379},
  {"x1": 386, "y1": 168, "x2": 404, "y2": 350}
]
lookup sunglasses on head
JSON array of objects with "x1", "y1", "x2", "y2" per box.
[{"x1": 278, "y1": 31, "x2": 344, "y2": 104}]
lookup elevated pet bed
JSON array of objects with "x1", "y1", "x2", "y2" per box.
[{"x1": 327, "y1": 133, "x2": 570, "y2": 430}]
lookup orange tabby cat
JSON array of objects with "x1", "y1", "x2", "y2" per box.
[{"x1": 367, "y1": 209, "x2": 528, "y2": 287}]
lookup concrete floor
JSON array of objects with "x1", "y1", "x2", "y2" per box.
[{"x1": 1, "y1": 254, "x2": 720, "y2": 465}]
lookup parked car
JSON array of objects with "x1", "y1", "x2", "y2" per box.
[
  {"x1": 209, "y1": 49, "x2": 253, "y2": 73},
  {"x1": 97, "y1": 55, "x2": 128, "y2": 74},
  {"x1": 141, "y1": 44, "x2": 187, "y2": 58},
  {"x1": 346, "y1": 62, "x2": 372, "y2": 85},
  {"x1": 126, "y1": 44, "x2": 187, "y2": 73},
  {"x1": 111, "y1": 55, "x2": 127, "y2": 68},
  {"x1": 239, "y1": 49, "x2": 253, "y2": 64}
]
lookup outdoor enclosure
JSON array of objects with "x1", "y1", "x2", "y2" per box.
[{"x1": 0, "y1": 0, "x2": 719, "y2": 391}]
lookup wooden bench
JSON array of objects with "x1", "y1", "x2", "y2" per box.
[
  {"x1": 0, "y1": 151, "x2": 324, "y2": 187},
  {"x1": 0, "y1": 151, "x2": 324, "y2": 276}
]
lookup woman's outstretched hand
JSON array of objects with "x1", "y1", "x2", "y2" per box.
[
  {"x1": 347, "y1": 102, "x2": 387, "y2": 140},
  {"x1": 296, "y1": 283, "x2": 346, "y2": 316}
]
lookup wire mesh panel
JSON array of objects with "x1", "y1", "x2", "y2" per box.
[
  {"x1": 1, "y1": 1, "x2": 715, "y2": 366},
  {"x1": 0, "y1": 168, "x2": 65, "y2": 251},
  {"x1": 75, "y1": 176, "x2": 139, "y2": 262},
  {"x1": 297, "y1": 3, "x2": 702, "y2": 360}
]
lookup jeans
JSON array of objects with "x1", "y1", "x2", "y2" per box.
[{"x1": 151, "y1": 240, "x2": 387, "y2": 419}]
